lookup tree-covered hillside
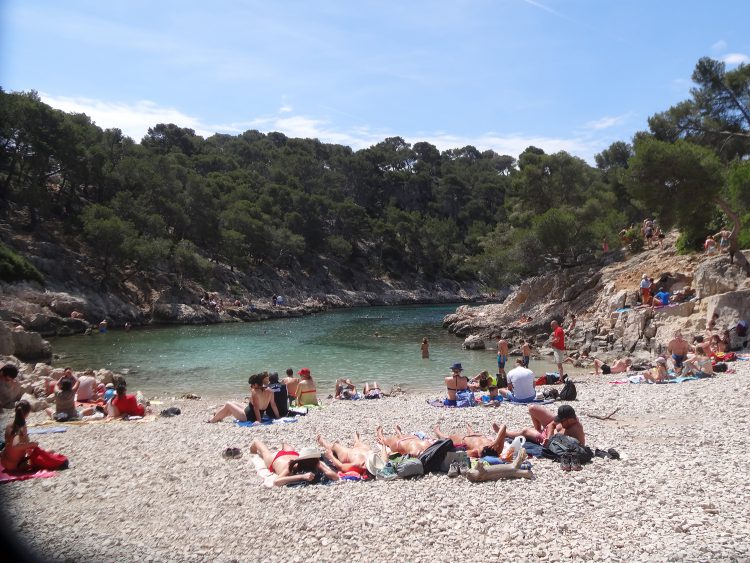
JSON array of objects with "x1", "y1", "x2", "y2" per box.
[{"x1": 1, "y1": 57, "x2": 747, "y2": 291}]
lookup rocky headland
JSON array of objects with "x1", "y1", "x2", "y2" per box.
[{"x1": 444, "y1": 237, "x2": 750, "y2": 364}]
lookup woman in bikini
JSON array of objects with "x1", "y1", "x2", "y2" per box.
[
  {"x1": 1, "y1": 400, "x2": 38, "y2": 471},
  {"x1": 317, "y1": 432, "x2": 384, "y2": 477},
  {"x1": 249, "y1": 439, "x2": 339, "y2": 486},
  {"x1": 376, "y1": 425, "x2": 434, "y2": 457},
  {"x1": 443, "y1": 363, "x2": 469, "y2": 406},
  {"x1": 295, "y1": 368, "x2": 318, "y2": 406},
  {"x1": 363, "y1": 382, "x2": 384, "y2": 399},
  {"x1": 207, "y1": 372, "x2": 279, "y2": 423}
]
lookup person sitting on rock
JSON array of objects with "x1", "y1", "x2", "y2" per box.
[
  {"x1": 317, "y1": 432, "x2": 384, "y2": 478},
  {"x1": 433, "y1": 422, "x2": 510, "y2": 458},
  {"x1": 498, "y1": 359, "x2": 536, "y2": 403},
  {"x1": 295, "y1": 368, "x2": 318, "y2": 406},
  {"x1": 652, "y1": 287, "x2": 671, "y2": 308},
  {"x1": 376, "y1": 425, "x2": 434, "y2": 457},
  {"x1": 505, "y1": 404, "x2": 585, "y2": 446},
  {"x1": 207, "y1": 373, "x2": 279, "y2": 423},
  {"x1": 249, "y1": 439, "x2": 339, "y2": 486},
  {"x1": 334, "y1": 378, "x2": 359, "y2": 400},
  {"x1": 444, "y1": 363, "x2": 469, "y2": 406},
  {"x1": 108, "y1": 382, "x2": 146, "y2": 418}
]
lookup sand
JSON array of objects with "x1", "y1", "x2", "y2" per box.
[{"x1": 2, "y1": 359, "x2": 750, "y2": 563}]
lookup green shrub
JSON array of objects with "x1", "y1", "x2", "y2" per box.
[{"x1": 0, "y1": 242, "x2": 44, "y2": 283}]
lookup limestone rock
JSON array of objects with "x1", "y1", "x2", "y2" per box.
[
  {"x1": 11, "y1": 328, "x2": 51, "y2": 361},
  {"x1": 20, "y1": 392, "x2": 48, "y2": 412},
  {"x1": 463, "y1": 335, "x2": 485, "y2": 350},
  {"x1": 0, "y1": 322, "x2": 14, "y2": 356}
]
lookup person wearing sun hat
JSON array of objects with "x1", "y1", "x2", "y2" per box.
[
  {"x1": 249, "y1": 439, "x2": 339, "y2": 486},
  {"x1": 317, "y1": 432, "x2": 385, "y2": 478},
  {"x1": 443, "y1": 362, "x2": 469, "y2": 406},
  {"x1": 295, "y1": 368, "x2": 318, "y2": 406}
]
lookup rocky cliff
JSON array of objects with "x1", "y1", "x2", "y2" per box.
[{"x1": 443, "y1": 235, "x2": 750, "y2": 361}]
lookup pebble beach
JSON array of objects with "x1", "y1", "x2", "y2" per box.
[{"x1": 2, "y1": 359, "x2": 749, "y2": 563}]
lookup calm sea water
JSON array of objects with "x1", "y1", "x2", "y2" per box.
[{"x1": 48, "y1": 305, "x2": 564, "y2": 397}]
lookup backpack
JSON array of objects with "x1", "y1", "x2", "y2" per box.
[
  {"x1": 542, "y1": 434, "x2": 593, "y2": 464},
  {"x1": 496, "y1": 372, "x2": 508, "y2": 389},
  {"x1": 393, "y1": 457, "x2": 424, "y2": 479},
  {"x1": 418, "y1": 439, "x2": 454, "y2": 474},
  {"x1": 559, "y1": 379, "x2": 577, "y2": 401}
]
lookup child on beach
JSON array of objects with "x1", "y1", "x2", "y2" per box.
[{"x1": 521, "y1": 340, "x2": 533, "y2": 368}]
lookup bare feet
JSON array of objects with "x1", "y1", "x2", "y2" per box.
[{"x1": 492, "y1": 422, "x2": 500, "y2": 433}]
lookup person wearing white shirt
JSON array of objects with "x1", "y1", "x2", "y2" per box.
[{"x1": 499, "y1": 359, "x2": 536, "y2": 403}]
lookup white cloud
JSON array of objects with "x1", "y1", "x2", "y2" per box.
[
  {"x1": 711, "y1": 40, "x2": 728, "y2": 53},
  {"x1": 722, "y1": 53, "x2": 750, "y2": 65},
  {"x1": 40, "y1": 94, "x2": 213, "y2": 140},
  {"x1": 39, "y1": 94, "x2": 612, "y2": 163},
  {"x1": 584, "y1": 113, "x2": 632, "y2": 131}
]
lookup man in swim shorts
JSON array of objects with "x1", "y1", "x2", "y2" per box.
[
  {"x1": 668, "y1": 331, "x2": 689, "y2": 375},
  {"x1": 433, "y1": 422, "x2": 509, "y2": 458},
  {"x1": 496, "y1": 337, "x2": 509, "y2": 376},
  {"x1": 506, "y1": 404, "x2": 585, "y2": 446}
]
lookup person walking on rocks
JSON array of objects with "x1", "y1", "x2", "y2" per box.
[
  {"x1": 421, "y1": 337, "x2": 430, "y2": 359},
  {"x1": 550, "y1": 320, "x2": 566, "y2": 378}
]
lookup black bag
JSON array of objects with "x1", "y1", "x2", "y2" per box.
[
  {"x1": 559, "y1": 379, "x2": 577, "y2": 401},
  {"x1": 713, "y1": 362, "x2": 728, "y2": 372},
  {"x1": 542, "y1": 434, "x2": 593, "y2": 464},
  {"x1": 419, "y1": 439, "x2": 454, "y2": 474},
  {"x1": 496, "y1": 372, "x2": 508, "y2": 388}
]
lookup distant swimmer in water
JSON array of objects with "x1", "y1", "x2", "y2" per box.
[{"x1": 421, "y1": 337, "x2": 430, "y2": 359}]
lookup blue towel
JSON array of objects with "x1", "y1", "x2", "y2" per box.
[
  {"x1": 236, "y1": 417, "x2": 298, "y2": 427},
  {"x1": 28, "y1": 426, "x2": 68, "y2": 435}
]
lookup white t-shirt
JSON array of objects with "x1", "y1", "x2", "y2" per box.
[
  {"x1": 76, "y1": 375, "x2": 97, "y2": 401},
  {"x1": 506, "y1": 366, "x2": 536, "y2": 400}
]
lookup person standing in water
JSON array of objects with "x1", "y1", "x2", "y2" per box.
[{"x1": 421, "y1": 337, "x2": 430, "y2": 359}]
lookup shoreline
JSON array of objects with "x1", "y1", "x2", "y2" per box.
[{"x1": 2, "y1": 359, "x2": 749, "y2": 562}]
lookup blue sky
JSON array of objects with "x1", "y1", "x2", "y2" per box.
[{"x1": 2, "y1": 0, "x2": 749, "y2": 163}]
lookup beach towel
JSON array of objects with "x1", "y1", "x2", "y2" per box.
[
  {"x1": 0, "y1": 467, "x2": 57, "y2": 484},
  {"x1": 236, "y1": 417, "x2": 298, "y2": 427},
  {"x1": 28, "y1": 426, "x2": 68, "y2": 435}
]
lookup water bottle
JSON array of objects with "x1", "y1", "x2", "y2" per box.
[{"x1": 501, "y1": 436, "x2": 526, "y2": 462}]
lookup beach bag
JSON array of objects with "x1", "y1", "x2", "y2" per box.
[
  {"x1": 393, "y1": 458, "x2": 424, "y2": 479},
  {"x1": 455, "y1": 390, "x2": 475, "y2": 408},
  {"x1": 542, "y1": 435, "x2": 592, "y2": 464},
  {"x1": 419, "y1": 439, "x2": 454, "y2": 474},
  {"x1": 559, "y1": 380, "x2": 577, "y2": 401},
  {"x1": 713, "y1": 362, "x2": 728, "y2": 372},
  {"x1": 496, "y1": 373, "x2": 508, "y2": 389}
]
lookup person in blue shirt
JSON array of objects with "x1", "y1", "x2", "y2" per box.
[{"x1": 653, "y1": 287, "x2": 671, "y2": 307}]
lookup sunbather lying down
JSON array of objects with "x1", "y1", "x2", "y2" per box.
[
  {"x1": 317, "y1": 432, "x2": 384, "y2": 477},
  {"x1": 433, "y1": 422, "x2": 508, "y2": 458},
  {"x1": 249, "y1": 439, "x2": 339, "y2": 487},
  {"x1": 376, "y1": 425, "x2": 434, "y2": 457}
]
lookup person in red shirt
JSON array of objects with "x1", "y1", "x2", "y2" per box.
[
  {"x1": 109, "y1": 383, "x2": 145, "y2": 418},
  {"x1": 550, "y1": 320, "x2": 565, "y2": 378}
]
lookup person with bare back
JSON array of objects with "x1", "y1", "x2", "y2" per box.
[
  {"x1": 497, "y1": 336, "x2": 509, "y2": 376},
  {"x1": 433, "y1": 422, "x2": 509, "y2": 458},
  {"x1": 376, "y1": 425, "x2": 434, "y2": 457},
  {"x1": 317, "y1": 432, "x2": 384, "y2": 477},
  {"x1": 443, "y1": 363, "x2": 469, "y2": 406}
]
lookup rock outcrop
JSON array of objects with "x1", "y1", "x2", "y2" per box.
[{"x1": 444, "y1": 239, "x2": 749, "y2": 360}]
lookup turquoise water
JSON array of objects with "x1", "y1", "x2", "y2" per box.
[{"x1": 48, "y1": 305, "x2": 563, "y2": 397}]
